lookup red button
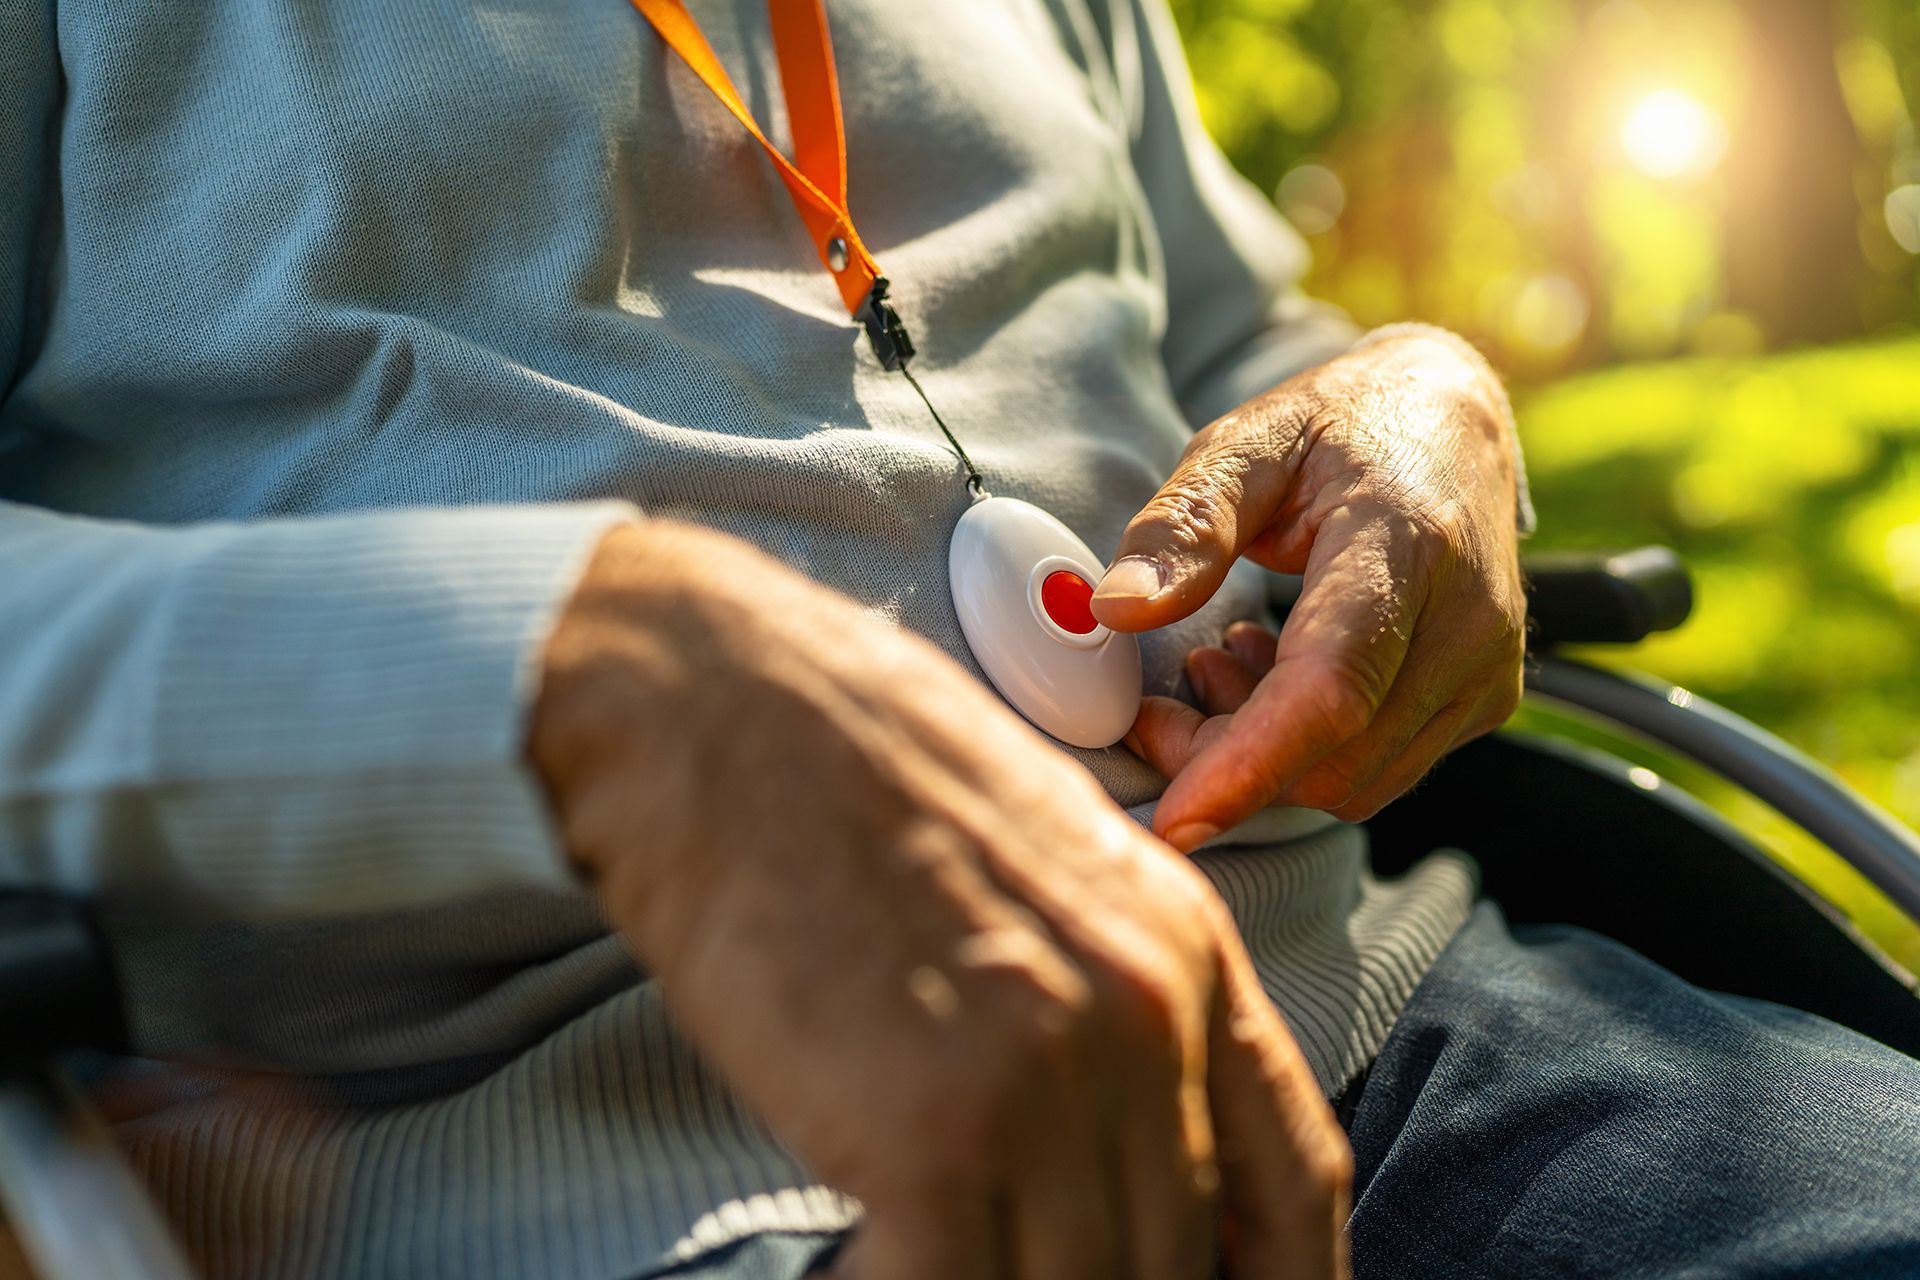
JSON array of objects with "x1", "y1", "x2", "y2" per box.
[{"x1": 1040, "y1": 570, "x2": 1099, "y2": 635}]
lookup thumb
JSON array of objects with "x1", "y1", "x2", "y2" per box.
[{"x1": 1091, "y1": 424, "x2": 1293, "y2": 632}]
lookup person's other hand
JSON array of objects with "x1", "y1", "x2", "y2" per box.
[
  {"x1": 529, "y1": 521, "x2": 1351, "y2": 1280},
  {"x1": 1092, "y1": 326, "x2": 1527, "y2": 849}
]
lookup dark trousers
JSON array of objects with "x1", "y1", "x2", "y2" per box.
[{"x1": 656, "y1": 903, "x2": 1920, "y2": 1279}]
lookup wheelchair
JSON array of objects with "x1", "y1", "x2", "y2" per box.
[{"x1": 3, "y1": 548, "x2": 1917, "y2": 1280}]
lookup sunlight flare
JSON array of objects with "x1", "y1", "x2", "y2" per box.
[{"x1": 1621, "y1": 89, "x2": 1727, "y2": 180}]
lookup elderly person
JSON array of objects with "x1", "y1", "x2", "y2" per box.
[{"x1": 3, "y1": 1, "x2": 1916, "y2": 1277}]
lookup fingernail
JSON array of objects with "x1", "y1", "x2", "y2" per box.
[
  {"x1": 1094, "y1": 555, "x2": 1167, "y2": 603},
  {"x1": 1164, "y1": 822, "x2": 1221, "y2": 851}
]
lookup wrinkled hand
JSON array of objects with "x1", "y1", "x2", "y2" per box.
[
  {"x1": 1092, "y1": 326, "x2": 1527, "y2": 848},
  {"x1": 530, "y1": 520, "x2": 1351, "y2": 1279}
]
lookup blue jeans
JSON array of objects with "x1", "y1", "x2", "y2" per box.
[
  {"x1": 654, "y1": 903, "x2": 1920, "y2": 1279},
  {"x1": 1344, "y1": 902, "x2": 1920, "y2": 1277}
]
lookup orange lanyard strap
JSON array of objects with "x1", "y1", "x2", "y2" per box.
[{"x1": 628, "y1": 0, "x2": 916, "y2": 371}]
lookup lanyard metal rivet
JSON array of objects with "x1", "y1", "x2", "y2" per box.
[{"x1": 826, "y1": 236, "x2": 850, "y2": 272}]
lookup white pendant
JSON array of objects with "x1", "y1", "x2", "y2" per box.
[{"x1": 948, "y1": 495, "x2": 1144, "y2": 749}]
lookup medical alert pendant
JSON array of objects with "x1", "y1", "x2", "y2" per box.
[
  {"x1": 630, "y1": 0, "x2": 1142, "y2": 745},
  {"x1": 948, "y1": 495, "x2": 1143, "y2": 749}
]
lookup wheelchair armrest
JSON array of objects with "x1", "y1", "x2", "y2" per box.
[
  {"x1": 0, "y1": 893, "x2": 127, "y2": 1054},
  {"x1": 1524, "y1": 546, "x2": 1692, "y2": 649},
  {"x1": 1, "y1": 896, "x2": 193, "y2": 1280},
  {"x1": 0, "y1": 1061, "x2": 199, "y2": 1280}
]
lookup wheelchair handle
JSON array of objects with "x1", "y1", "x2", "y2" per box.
[
  {"x1": 0, "y1": 893, "x2": 127, "y2": 1053},
  {"x1": 1525, "y1": 546, "x2": 1693, "y2": 649}
]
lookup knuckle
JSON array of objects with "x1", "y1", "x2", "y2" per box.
[
  {"x1": 1463, "y1": 587, "x2": 1515, "y2": 635},
  {"x1": 1100, "y1": 953, "x2": 1188, "y2": 1049},
  {"x1": 1306, "y1": 1135, "x2": 1356, "y2": 1207},
  {"x1": 1016, "y1": 981, "x2": 1092, "y2": 1069},
  {"x1": 1489, "y1": 671, "x2": 1524, "y2": 723},
  {"x1": 1156, "y1": 849, "x2": 1229, "y2": 913},
  {"x1": 1472, "y1": 598, "x2": 1528, "y2": 662},
  {"x1": 899, "y1": 1078, "x2": 1003, "y2": 1185},
  {"x1": 1086, "y1": 869, "x2": 1221, "y2": 1049},
  {"x1": 998, "y1": 982, "x2": 1090, "y2": 1074},
  {"x1": 1405, "y1": 502, "x2": 1469, "y2": 558},
  {"x1": 1408, "y1": 678, "x2": 1455, "y2": 727},
  {"x1": 1138, "y1": 478, "x2": 1236, "y2": 553},
  {"x1": 1178, "y1": 415, "x2": 1232, "y2": 463},
  {"x1": 1289, "y1": 754, "x2": 1364, "y2": 810},
  {"x1": 990, "y1": 965, "x2": 1094, "y2": 1077},
  {"x1": 1331, "y1": 794, "x2": 1384, "y2": 823},
  {"x1": 1452, "y1": 720, "x2": 1496, "y2": 752},
  {"x1": 1169, "y1": 860, "x2": 1244, "y2": 953},
  {"x1": 1464, "y1": 665, "x2": 1524, "y2": 735},
  {"x1": 1299, "y1": 664, "x2": 1383, "y2": 744},
  {"x1": 1405, "y1": 513, "x2": 1453, "y2": 560},
  {"x1": 939, "y1": 954, "x2": 1097, "y2": 1132},
  {"x1": 919, "y1": 1132, "x2": 1000, "y2": 1196},
  {"x1": 1094, "y1": 953, "x2": 1191, "y2": 1047}
]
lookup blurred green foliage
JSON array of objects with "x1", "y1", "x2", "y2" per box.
[
  {"x1": 1517, "y1": 338, "x2": 1920, "y2": 822},
  {"x1": 1170, "y1": 0, "x2": 1920, "y2": 374},
  {"x1": 1170, "y1": 0, "x2": 1920, "y2": 955},
  {"x1": 1515, "y1": 339, "x2": 1920, "y2": 967}
]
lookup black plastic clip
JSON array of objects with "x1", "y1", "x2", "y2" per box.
[{"x1": 855, "y1": 277, "x2": 916, "y2": 371}]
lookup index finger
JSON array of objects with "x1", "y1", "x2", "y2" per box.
[
  {"x1": 1090, "y1": 413, "x2": 1300, "y2": 634},
  {"x1": 1151, "y1": 508, "x2": 1424, "y2": 849}
]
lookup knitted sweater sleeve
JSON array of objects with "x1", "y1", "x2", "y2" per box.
[{"x1": 0, "y1": 4, "x2": 635, "y2": 922}]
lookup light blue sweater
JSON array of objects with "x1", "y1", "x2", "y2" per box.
[{"x1": 1, "y1": 2, "x2": 1480, "y2": 1275}]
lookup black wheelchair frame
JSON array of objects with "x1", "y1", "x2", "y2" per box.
[{"x1": 3, "y1": 548, "x2": 1918, "y2": 1280}]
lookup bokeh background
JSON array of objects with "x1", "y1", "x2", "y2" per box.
[{"x1": 1169, "y1": 0, "x2": 1920, "y2": 959}]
